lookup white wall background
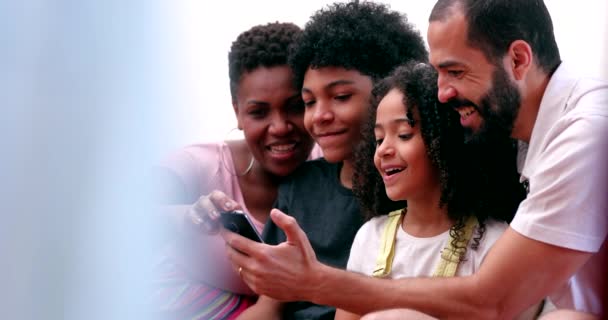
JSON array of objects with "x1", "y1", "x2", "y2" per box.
[{"x1": 161, "y1": 0, "x2": 608, "y2": 151}]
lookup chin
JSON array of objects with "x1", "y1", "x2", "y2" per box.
[
  {"x1": 385, "y1": 189, "x2": 404, "y2": 202},
  {"x1": 320, "y1": 149, "x2": 349, "y2": 163}
]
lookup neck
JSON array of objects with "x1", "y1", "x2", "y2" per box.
[
  {"x1": 227, "y1": 139, "x2": 280, "y2": 187},
  {"x1": 340, "y1": 159, "x2": 354, "y2": 189},
  {"x1": 511, "y1": 68, "x2": 552, "y2": 143},
  {"x1": 402, "y1": 187, "x2": 452, "y2": 237}
]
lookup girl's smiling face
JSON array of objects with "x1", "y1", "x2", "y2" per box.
[{"x1": 373, "y1": 88, "x2": 440, "y2": 201}]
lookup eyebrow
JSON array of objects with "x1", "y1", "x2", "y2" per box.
[
  {"x1": 436, "y1": 60, "x2": 465, "y2": 69},
  {"x1": 246, "y1": 100, "x2": 269, "y2": 106},
  {"x1": 247, "y1": 93, "x2": 301, "y2": 106},
  {"x1": 301, "y1": 79, "x2": 356, "y2": 94},
  {"x1": 374, "y1": 117, "x2": 413, "y2": 129}
]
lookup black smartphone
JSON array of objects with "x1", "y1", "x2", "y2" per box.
[{"x1": 219, "y1": 210, "x2": 264, "y2": 243}]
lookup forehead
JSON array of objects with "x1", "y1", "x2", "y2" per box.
[
  {"x1": 376, "y1": 89, "x2": 417, "y2": 122},
  {"x1": 427, "y1": 12, "x2": 487, "y2": 70},
  {"x1": 302, "y1": 66, "x2": 372, "y2": 90},
  {"x1": 238, "y1": 66, "x2": 295, "y2": 98}
]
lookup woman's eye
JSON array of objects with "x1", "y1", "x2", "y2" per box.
[{"x1": 248, "y1": 109, "x2": 267, "y2": 118}]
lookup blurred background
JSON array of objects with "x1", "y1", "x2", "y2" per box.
[{"x1": 1, "y1": 1, "x2": 606, "y2": 319}]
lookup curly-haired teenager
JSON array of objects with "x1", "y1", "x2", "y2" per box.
[
  {"x1": 224, "y1": 2, "x2": 427, "y2": 320},
  {"x1": 152, "y1": 22, "x2": 319, "y2": 320},
  {"x1": 338, "y1": 62, "x2": 538, "y2": 320}
]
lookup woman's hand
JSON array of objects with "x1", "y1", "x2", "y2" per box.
[{"x1": 187, "y1": 190, "x2": 242, "y2": 234}]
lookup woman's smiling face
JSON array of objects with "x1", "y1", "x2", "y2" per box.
[{"x1": 233, "y1": 66, "x2": 315, "y2": 177}]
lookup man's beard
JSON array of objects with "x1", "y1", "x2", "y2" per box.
[{"x1": 460, "y1": 66, "x2": 522, "y2": 145}]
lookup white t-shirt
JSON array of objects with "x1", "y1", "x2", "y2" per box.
[
  {"x1": 347, "y1": 216, "x2": 507, "y2": 278},
  {"x1": 511, "y1": 62, "x2": 608, "y2": 315}
]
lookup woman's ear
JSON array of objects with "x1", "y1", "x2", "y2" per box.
[
  {"x1": 507, "y1": 40, "x2": 533, "y2": 81},
  {"x1": 232, "y1": 103, "x2": 242, "y2": 130}
]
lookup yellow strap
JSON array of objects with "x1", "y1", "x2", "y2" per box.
[
  {"x1": 433, "y1": 216, "x2": 478, "y2": 277},
  {"x1": 372, "y1": 209, "x2": 404, "y2": 278}
]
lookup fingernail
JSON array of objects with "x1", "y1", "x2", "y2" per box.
[{"x1": 224, "y1": 202, "x2": 233, "y2": 210}]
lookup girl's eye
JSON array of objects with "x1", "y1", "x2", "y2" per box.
[
  {"x1": 398, "y1": 133, "x2": 413, "y2": 140},
  {"x1": 375, "y1": 138, "x2": 383, "y2": 147}
]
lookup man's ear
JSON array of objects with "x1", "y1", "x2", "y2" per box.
[
  {"x1": 232, "y1": 102, "x2": 242, "y2": 130},
  {"x1": 507, "y1": 40, "x2": 533, "y2": 81}
]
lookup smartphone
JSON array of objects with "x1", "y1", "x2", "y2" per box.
[{"x1": 219, "y1": 210, "x2": 264, "y2": 243}]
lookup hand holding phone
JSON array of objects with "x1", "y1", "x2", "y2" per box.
[{"x1": 219, "y1": 210, "x2": 264, "y2": 243}]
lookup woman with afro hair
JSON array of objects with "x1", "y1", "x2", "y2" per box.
[
  {"x1": 338, "y1": 62, "x2": 536, "y2": 319},
  {"x1": 223, "y1": 1, "x2": 427, "y2": 319},
  {"x1": 153, "y1": 22, "x2": 320, "y2": 320}
]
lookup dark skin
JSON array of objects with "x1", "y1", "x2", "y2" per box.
[{"x1": 226, "y1": 139, "x2": 279, "y2": 223}]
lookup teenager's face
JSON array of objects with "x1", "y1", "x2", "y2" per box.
[
  {"x1": 302, "y1": 67, "x2": 373, "y2": 162},
  {"x1": 374, "y1": 89, "x2": 439, "y2": 201},
  {"x1": 428, "y1": 10, "x2": 521, "y2": 142},
  {"x1": 234, "y1": 66, "x2": 315, "y2": 177}
]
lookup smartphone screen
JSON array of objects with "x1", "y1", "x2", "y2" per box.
[{"x1": 219, "y1": 210, "x2": 264, "y2": 243}]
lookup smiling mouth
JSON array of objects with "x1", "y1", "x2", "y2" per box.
[
  {"x1": 267, "y1": 142, "x2": 297, "y2": 153},
  {"x1": 456, "y1": 106, "x2": 476, "y2": 119},
  {"x1": 384, "y1": 167, "x2": 404, "y2": 176},
  {"x1": 316, "y1": 129, "x2": 347, "y2": 138}
]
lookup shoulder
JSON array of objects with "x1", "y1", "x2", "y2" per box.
[
  {"x1": 474, "y1": 219, "x2": 508, "y2": 254},
  {"x1": 161, "y1": 142, "x2": 226, "y2": 170},
  {"x1": 357, "y1": 215, "x2": 391, "y2": 238},
  {"x1": 348, "y1": 216, "x2": 389, "y2": 271},
  {"x1": 479, "y1": 219, "x2": 508, "y2": 243}
]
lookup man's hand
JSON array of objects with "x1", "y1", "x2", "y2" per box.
[{"x1": 222, "y1": 209, "x2": 321, "y2": 301}]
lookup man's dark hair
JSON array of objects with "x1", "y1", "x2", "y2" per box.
[
  {"x1": 289, "y1": 1, "x2": 428, "y2": 89},
  {"x1": 228, "y1": 22, "x2": 301, "y2": 102},
  {"x1": 430, "y1": 0, "x2": 561, "y2": 74}
]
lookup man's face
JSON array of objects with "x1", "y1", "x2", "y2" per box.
[
  {"x1": 427, "y1": 10, "x2": 521, "y2": 143},
  {"x1": 457, "y1": 66, "x2": 521, "y2": 144}
]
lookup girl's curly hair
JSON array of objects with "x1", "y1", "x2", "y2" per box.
[{"x1": 353, "y1": 62, "x2": 525, "y2": 249}]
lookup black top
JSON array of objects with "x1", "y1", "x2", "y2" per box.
[{"x1": 263, "y1": 158, "x2": 364, "y2": 320}]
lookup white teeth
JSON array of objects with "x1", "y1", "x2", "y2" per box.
[
  {"x1": 385, "y1": 168, "x2": 404, "y2": 175},
  {"x1": 269, "y1": 143, "x2": 296, "y2": 153},
  {"x1": 458, "y1": 107, "x2": 476, "y2": 118}
]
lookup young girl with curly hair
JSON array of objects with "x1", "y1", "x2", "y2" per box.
[{"x1": 337, "y1": 62, "x2": 534, "y2": 320}]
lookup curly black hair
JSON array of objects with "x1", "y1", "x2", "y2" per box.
[
  {"x1": 353, "y1": 62, "x2": 525, "y2": 248},
  {"x1": 288, "y1": 1, "x2": 428, "y2": 89},
  {"x1": 228, "y1": 22, "x2": 301, "y2": 102}
]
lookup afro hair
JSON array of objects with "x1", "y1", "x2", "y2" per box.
[
  {"x1": 289, "y1": 1, "x2": 428, "y2": 88},
  {"x1": 228, "y1": 22, "x2": 301, "y2": 101}
]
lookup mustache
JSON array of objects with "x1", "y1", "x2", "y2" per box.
[{"x1": 444, "y1": 98, "x2": 478, "y2": 110}]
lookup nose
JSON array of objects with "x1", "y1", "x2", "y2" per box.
[
  {"x1": 375, "y1": 137, "x2": 395, "y2": 158},
  {"x1": 310, "y1": 100, "x2": 334, "y2": 124},
  {"x1": 437, "y1": 75, "x2": 457, "y2": 103},
  {"x1": 268, "y1": 112, "x2": 293, "y2": 136}
]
